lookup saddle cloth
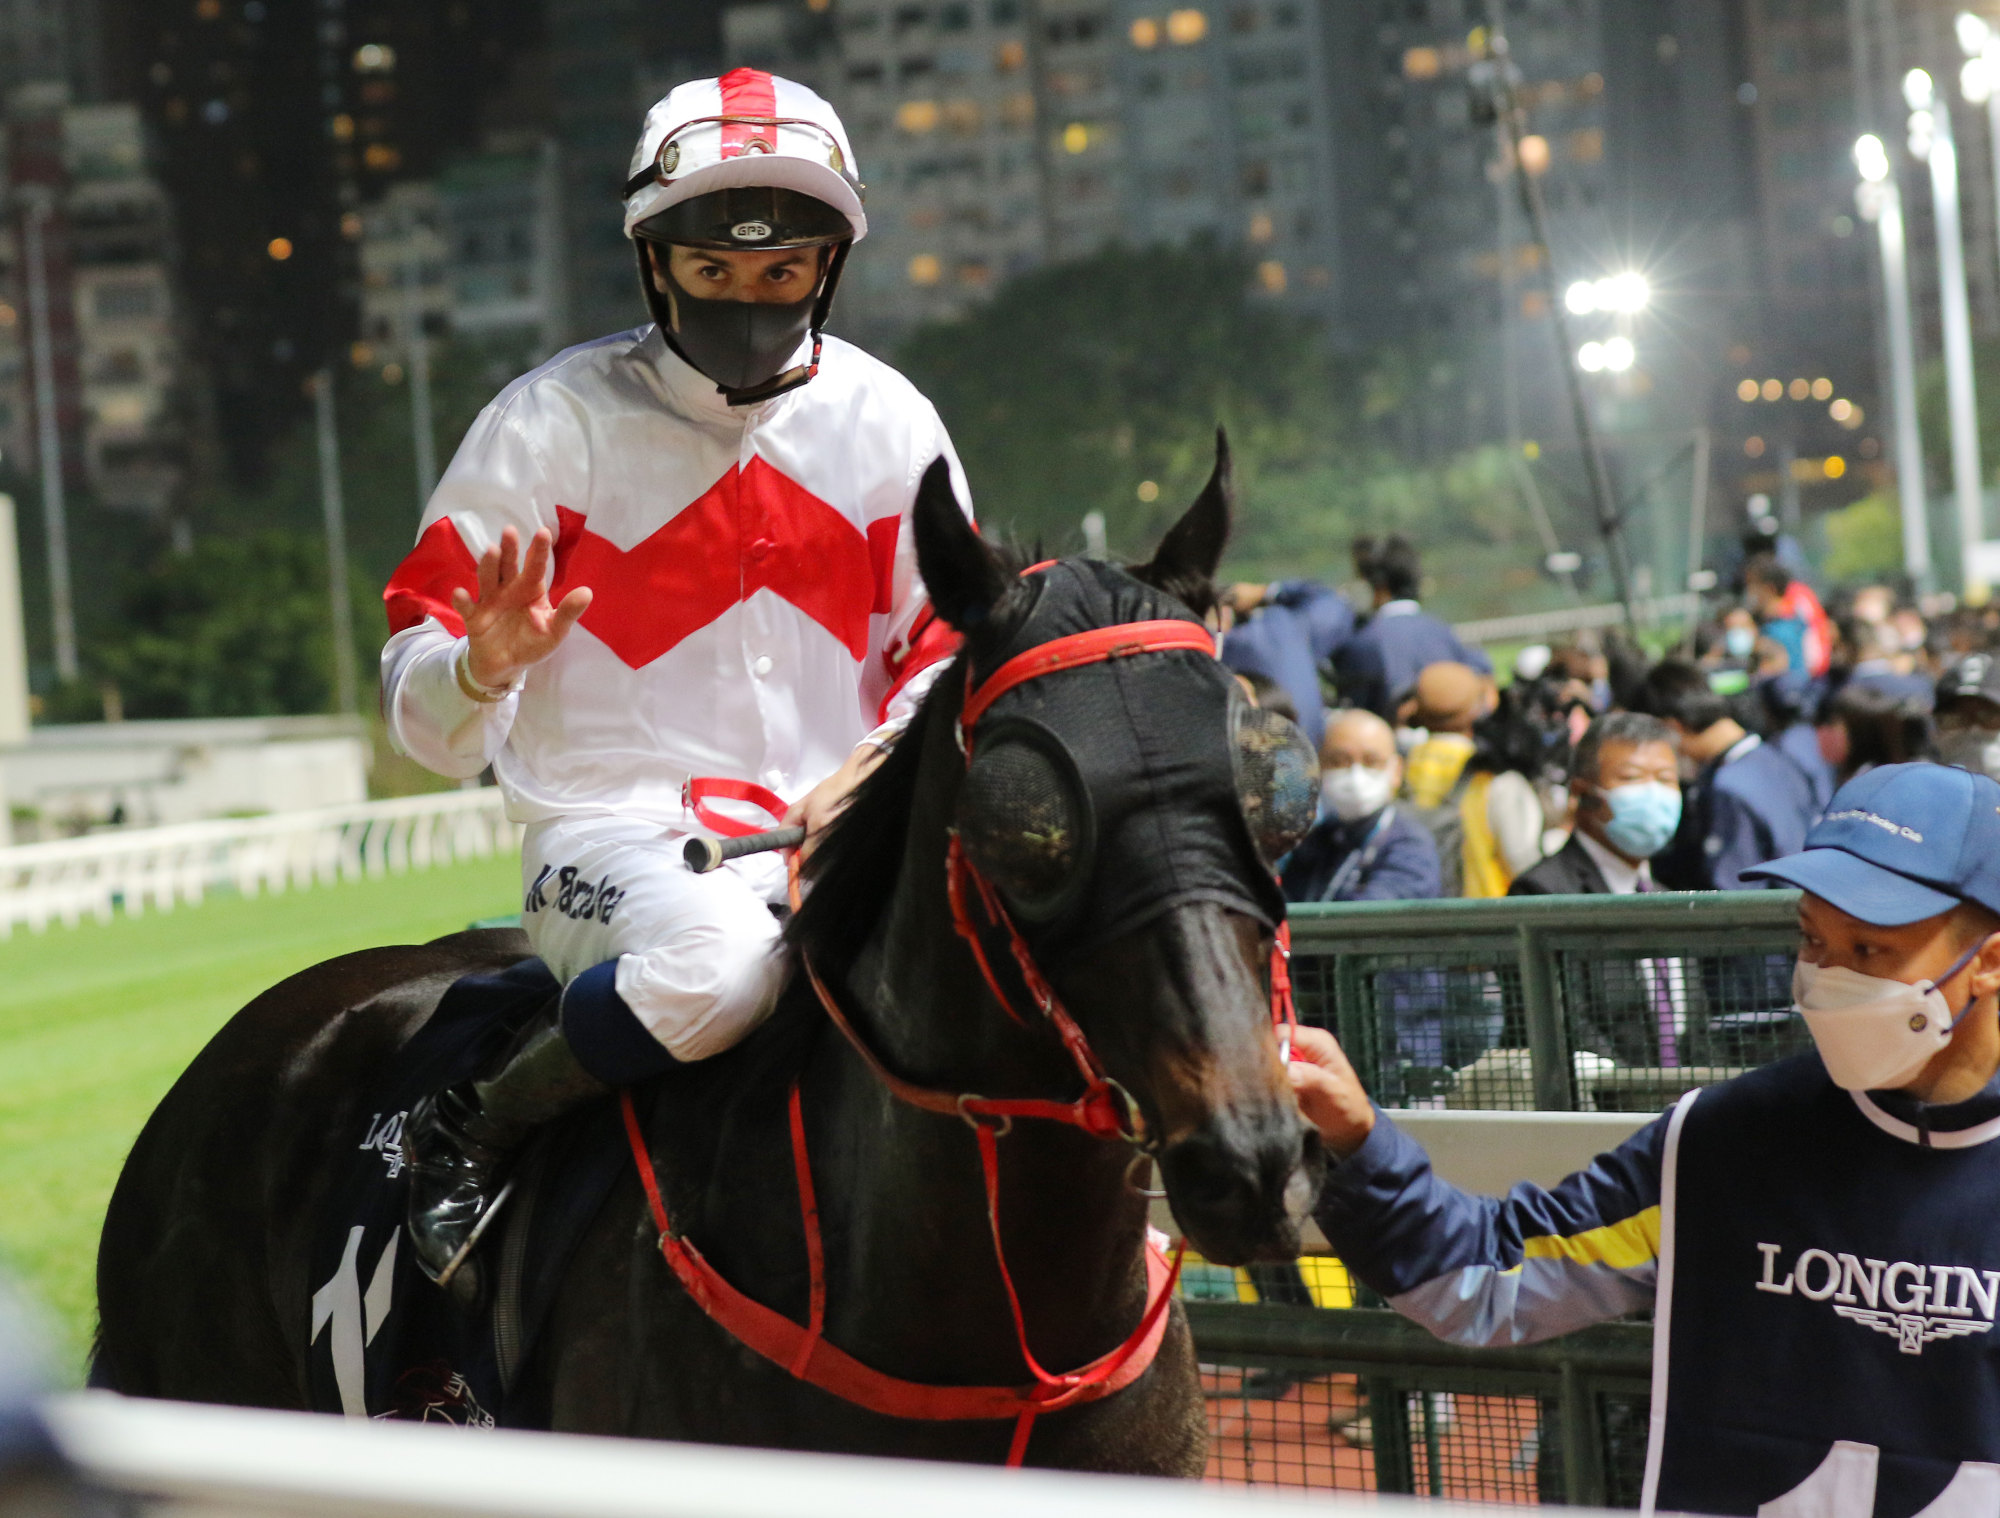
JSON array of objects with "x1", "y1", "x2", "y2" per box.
[{"x1": 305, "y1": 958, "x2": 630, "y2": 1427}]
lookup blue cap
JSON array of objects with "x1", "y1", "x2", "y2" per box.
[{"x1": 1742, "y1": 763, "x2": 2000, "y2": 924}]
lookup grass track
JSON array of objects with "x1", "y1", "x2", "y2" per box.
[{"x1": 0, "y1": 856, "x2": 521, "y2": 1377}]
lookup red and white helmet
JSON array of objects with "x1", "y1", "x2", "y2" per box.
[{"x1": 623, "y1": 69, "x2": 867, "y2": 245}]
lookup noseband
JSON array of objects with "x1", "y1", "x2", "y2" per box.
[{"x1": 621, "y1": 613, "x2": 1298, "y2": 1466}]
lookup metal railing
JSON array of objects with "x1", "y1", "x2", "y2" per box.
[
  {"x1": 0, "y1": 788, "x2": 518, "y2": 937},
  {"x1": 1289, "y1": 891, "x2": 1806, "y2": 1113},
  {"x1": 1190, "y1": 1303, "x2": 1653, "y2": 1505}
]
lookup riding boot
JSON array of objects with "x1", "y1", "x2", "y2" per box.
[{"x1": 403, "y1": 1008, "x2": 609, "y2": 1303}]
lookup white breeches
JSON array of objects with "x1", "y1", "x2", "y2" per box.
[{"x1": 520, "y1": 814, "x2": 788, "y2": 1062}]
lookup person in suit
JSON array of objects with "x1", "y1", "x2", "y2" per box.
[
  {"x1": 1511, "y1": 711, "x2": 1681, "y2": 898},
  {"x1": 1282, "y1": 708, "x2": 1442, "y2": 903},
  {"x1": 1333, "y1": 535, "x2": 1491, "y2": 720},
  {"x1": 1510, "y1": 710, "x2": 1687, "y2": 1069},
  {"x1": 1638, "y1": 658, "x2": 1821, "y2": 892}
]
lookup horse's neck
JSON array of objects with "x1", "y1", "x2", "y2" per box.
[{"x1": 803, "y1": 751, "x2": 1153, "y2": 1380}]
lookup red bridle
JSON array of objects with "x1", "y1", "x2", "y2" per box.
[{"x1": 623, "y1": 613, "x2": 1297, "y2": 1466}]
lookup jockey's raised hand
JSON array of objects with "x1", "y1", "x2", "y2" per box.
[{"x1": 453, "y1": 525, "x2": 593, "y2": 691}]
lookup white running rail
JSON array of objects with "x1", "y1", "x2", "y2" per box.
[
  {"x1": 0, "y1": 788, "x2": 518, "y2": 938},
  {"x1": 42, "y1": 1392, "x2": 1604, "y2": 1518}
]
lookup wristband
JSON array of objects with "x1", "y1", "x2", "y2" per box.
[{"x1": 455, "y1": 644, "x2": 514, "y2": 704}]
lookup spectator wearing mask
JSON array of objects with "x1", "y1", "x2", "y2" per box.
[
  {"x1": 1841, "y1": 617, "x2": 1934, "y2": 710},
  {"x1": 1216, "y1": 579, "x2": 1353, "y2": 748},
  {"x1": 1334, "y1": 535, "x2": 1491, "y2": 719},
  {"x1": 1745, "y1": 552, "x2": 1832, "y2": 679},
  {"x1": 1510, "y1": 712, "x2": 1681, "y2": 897},
  {"x1": 1816, "y1": 682, "x2": 1932, "y2": 790},
  {"x1": 1282, "y1": 708, "x2": 1441, "y2": 903},
  {"x1": 1936, "y1": 652, "x2": 2000, "y2": 783},
  {"x1": 1639, "y1": 659, "x2": 1820, "y2": 891}
]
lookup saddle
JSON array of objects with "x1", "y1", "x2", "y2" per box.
[{"x1": 305, "y1": 958, "x2": 630, "y2": 1426}]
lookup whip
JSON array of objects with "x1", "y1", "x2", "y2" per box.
[{"x1": 683, "y1": 826, "x2": 806, "y2": 873}]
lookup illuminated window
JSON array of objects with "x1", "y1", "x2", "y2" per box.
[
  {"x1": 1810, "y1": 377, "x2": 1832, "y2": 400},
  {"x1": 896, "y1": 100, "x2": 941, "y2": 132},
  {"x1": 1130, "y1": 16, "x2": 1159, "y2": 47},
  {"x1": 1256, "y1": 260, "x2": 1287, "y2": 294},
  {"x1": 266, "y1": 236, "x2": 293, "y2": 261},
  {"x1": 1166, "y1": 8, "x2": 1207, "y2": 43},
  {"x1": 909, "y1": 254, "x2": 943, "y2": 285},
  {"x1": 363, "y1": 143, "x2": 401, "y2": 171},
  {"x1": 1787, "y1": 378, "x2": 1809, "y2": 400},
  {"x1": 1248, "y1": 211, "x2": 1275, "y2": 243},
  {"x1": 1063, "y1": 121, "x2": 1089, "y2": 153},
  {"x1": 1517, "y1": 135, "x2": 1550, "y2": 174},
  {"x1": 1403, "y1": 46, "x2": 1440, "y2": 78},
  {"x1": 331, "y1": 113, "x2": 355, "y2": 141},
  {"x1": 945, "y1": 100, "x2": 981, "y2": 132},
  {"x1": 1745, "y1": 436, "x2": 1766, "y2": 458},
  {"x1": 353, "y1": 43, "x2": 396, "y2": 72},
  {"x1": 996, "y1": 39, "x2": 1026, "y2": 70},
  {"x1": 1569, "y1": 127, "x2": 1603, "y2": 163},
  {"x1": 1761, "y1": 378, "x2": 1782, "y2": 401},
  {"x1": 1737, "y1": 379, "x2": 1759, "y2": 402},
  {"x1": 1137, "y1": 480, "x2": 1160, "y2": 502},
  {"x1": 1824, "y1": 455, "x2": 1847, "y2": 479}
]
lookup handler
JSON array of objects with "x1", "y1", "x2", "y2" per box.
[
  {"x1": 1291, "y1": 760, "x2": 2000, "y2": 1516},
  {"x1": 379, "y1": 69, "x2": 969, "y2": 1297}
]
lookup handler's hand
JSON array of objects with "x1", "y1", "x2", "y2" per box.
[
  {"x1": 1287, "y1": 1025, "x2": 1376, "y2": 1159},
  {"x1": 786, "y1": 740, "x2": 888, "y2": 858},
  {"x1": 454, "y1": 525, "x2": 593, "y2": 691}
]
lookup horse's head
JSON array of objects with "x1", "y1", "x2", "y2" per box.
[{"x1": 910, "y1": 434, "x2": 1324, "y2": 1266}]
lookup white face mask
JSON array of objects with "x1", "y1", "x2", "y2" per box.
[
  {"x1": 1792, "y1": 935, "x2": 1992, "y2": 1091},
  {"x1": 1321, "y1": 763, "x2": 1395, "y2": 823}
]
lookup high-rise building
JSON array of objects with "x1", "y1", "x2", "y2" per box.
[
  {"x1": 94, "y1": 0, "x2": 540, "y2": 488},
  {"x1": 721, "y1": 0, "x2": 1341, "y2": 345},
  {"x1": 0, "y1": 89, "x2": 188, "y2": 515}
]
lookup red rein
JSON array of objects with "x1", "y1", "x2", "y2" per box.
[{"x1": 628, "y1": 616, "x2": 1294, "y2": 1466}]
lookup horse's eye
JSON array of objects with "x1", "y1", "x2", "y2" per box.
[
  {"x1": 956, "y1": 734, "x2": 1089, "y2": 918},
  {"x1": 1233, "y1": 704, "x2": 1319, "y2": 864}
]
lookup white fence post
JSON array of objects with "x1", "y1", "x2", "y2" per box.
[{"x1": 0, "y1": 789, "x2": 519, "y2": 938}]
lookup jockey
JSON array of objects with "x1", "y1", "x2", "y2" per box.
[{"x1": 380, "y1": 69, "x2": 969, "y2": 1298}]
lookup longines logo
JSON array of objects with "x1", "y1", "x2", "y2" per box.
[{"x1": 1755, "y1": 1241, "x2": 1999, "y2": 1355}]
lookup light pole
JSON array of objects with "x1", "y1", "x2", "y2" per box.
[
  {"x1": 1854, "y1": 133, "x2": 1933, "y2": 591},
  {"x1": 400, "y1": 204, "x2": 439, "y2": 506},
  {"x1": 1906, "y1": 68, "x2": 1988, "y2": 599},
  {"x1": 1474, "y1": 15, "x2": 1639, "y2": 635},
  {"x1": 21, "y1": 189, "x2": 75, "y2": 682},
  {"x1": 312, "y1": 371, "x2": 360, "y2": 716}
]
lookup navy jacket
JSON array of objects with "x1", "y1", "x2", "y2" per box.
[
  {"x1": 1333, "y1": 602, "x2": 1493, "y2": 720},
  {"x1": 1655, "y1": 736, "x2": 1820, "y2": 891},
  {"x1": 1219, "y1": 580, "x2": 1354, "y2": 747},
  {"x1": 1776, "y1": 720, "x2": 1836, "y2": 810},
  {"x1": 1281, "y1": 804, "x2": 1441, "y2": 903}
]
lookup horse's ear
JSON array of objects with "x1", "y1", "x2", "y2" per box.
[
  {"x1": 913, "y1": 455, "x2": 1008, "y2": 632},
  {"x1": 1133, "y1": 428, "x2": 1231, "y2": 615}
]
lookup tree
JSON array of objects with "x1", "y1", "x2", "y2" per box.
[{"x1": 896, "y1": 240, "x2": 1357, "y2": 555}]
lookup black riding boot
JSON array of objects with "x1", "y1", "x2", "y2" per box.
[{"x1": 403, "y1": 1008, "x2": 609, "y2": 1303}]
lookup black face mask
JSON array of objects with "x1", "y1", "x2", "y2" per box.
[
  {"x1": 653, "y1": 257, "x2": 819, "y2": 396},
  {"x1": 952, "y1": 562, "x2": 1314, "y2": 958}
]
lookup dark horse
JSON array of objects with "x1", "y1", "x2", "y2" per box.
[{"x1": 94, "y1": 439, "x2": 1319, "y2": 1474}]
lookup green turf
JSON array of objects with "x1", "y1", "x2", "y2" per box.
[{"x1": 0, "y1": 855, "x2": 521, "y2": 1378}]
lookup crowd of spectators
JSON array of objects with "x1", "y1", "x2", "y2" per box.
[{"x1": 1219, "y1": 529, "x2": 2000, "y2": 908}]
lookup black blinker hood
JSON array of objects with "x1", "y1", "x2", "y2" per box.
[{"x1": 962, "y1": 559, "x2": 1286, "y2": 958}]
